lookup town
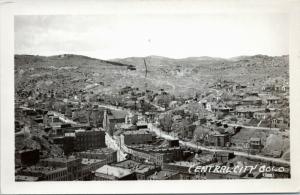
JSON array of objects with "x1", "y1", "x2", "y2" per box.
[{"x1": 14, "y1": 54, "x2": 290, "y2": 181}]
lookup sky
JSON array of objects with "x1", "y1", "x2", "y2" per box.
[{"x1": 14, "y1": 14, "x2": 289, "y2": 60}]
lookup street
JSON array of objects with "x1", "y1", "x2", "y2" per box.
[{"x1": 148, "y1": 123, "x2": 290, "y2": 165}]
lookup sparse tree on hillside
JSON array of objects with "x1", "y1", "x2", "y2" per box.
[
  {"x1": 159, "y1": 113, "x2": 173, "y2": 132},
  {"x1": 131, "y1": 114, "x2": 138, "y2": 125}
]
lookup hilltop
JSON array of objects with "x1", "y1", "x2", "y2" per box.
[{"x1": 15, "y1": 54, "x2": 135, "y2": 69}]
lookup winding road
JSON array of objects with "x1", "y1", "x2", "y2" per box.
[
  {"x1": 50, "y1": 102, "x2": 290, "y2": 166},
  {"x1": 147, "y1": 123, "x2": 290, "y2": 165}
]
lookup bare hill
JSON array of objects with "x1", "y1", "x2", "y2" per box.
[{"x1": 15, "y1": 54, "x2": 289, "y2": 97}]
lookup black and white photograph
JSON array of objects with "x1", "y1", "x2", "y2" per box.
[{"x1": 1, "y1": 0, "x2": 300, "y2": 194}]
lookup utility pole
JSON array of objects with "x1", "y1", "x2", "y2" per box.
[{"x1": 143, "y1": 58, "x2": 150, "y2": 92}]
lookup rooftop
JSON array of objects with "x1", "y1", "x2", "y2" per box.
[
  {"x1": 112, "y1": 160, "x2": 156, "y2": 173},
  {"x1": 235, "y1": 106, "x2": 265, "y2": 113},
  {"x1": 79, "y1": 148, "x2": 116, "y2": 155},
  {"x1": 15, "y1": 175, "x2": 39, "y2": 181},
  {"x1": 128, "y1": 144, "x2": 181, "y2": 153},
  {"x1": 250, "y1": 137, "x2": 261, "y2": 142},
  {"x1": 75, "y1": 129, "x2": 86, "y2": 133},
  {"x1": 81, "y1": 158, "x2": 105, "y2": 165},
  {"x1": 41, "y1": 156, "x2": 79, "y2": 163},
  {"x1": 267, "y1": 96, "x2": 280, "y2": 100},
  {"x1": 122, "y1": 129, "x2": 151, "y2": 135},
  {"x1": 95, "y1": 165, "x2": 133, "y2": 178},
  {"x1": 108, "y1": 109, "x2": 127, "y2": 120},
  {"x1": 242, "y1": 96, "x2": 262, "y2": 101},
  {"x1": 168, "y1": 161, "x2": 199, "y2": 167},
  {"x1": 22, "y1": 166, "x2": 67, "y2": 174},
  {"x1": 149, "y1": 170, "x2": 179, "y2": 180},
  {"x1": 65, "y1": 132, "x2": 75, "y2": 137}
]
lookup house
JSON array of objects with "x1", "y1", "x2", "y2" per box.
[
  {"x1": 271, "y1": 117, "x2": 289, "y2": 129},
  {"x1": 209, "y1": 133, "x2": 231, "y2": 147},
  {"x1": 234, "y1": 107, "x2": 255, "y2": 118},
  {"x1": 266, "y1": 96, "x2": 280, "y2": 104},
  {"x1": 253, "y1": 110, "x2": 270, "y2": 120},
  {"x1": 211, "y1": 104, "x2": 233, "y2": 114},
  {"x1": 213, "y1": 152, "x2": 235, "y2": 163},
  {"x1": 281, "y1": 85, "x2": 289, "y2": 92},
  {"x1": 249, "y1": 137, "x2": 262, "y2": 152},
  {"x1": 242, "y1": 96, "x2": 262, "y2": 105}
]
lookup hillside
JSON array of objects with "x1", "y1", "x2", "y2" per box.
[
  {"x1": 15, "y1": 54, "x2": 134, "y2": 69},
  {"x1": 111, "y1": 55, "x2": 288, "y2": 95},
  {"x1": 15, "y1": 54, "x2": 289, "y2": 97}
]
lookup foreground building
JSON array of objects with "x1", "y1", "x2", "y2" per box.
[{"x1": 94, "y1": 165, "x2": 136, "y2": 180}]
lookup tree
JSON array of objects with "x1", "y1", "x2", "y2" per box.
[
  {"x1": 159, "y1": 113, "x2": 173, "y2": 132},
  {"x1": 131, "y1": 114, "x2": 138, "y2": 125}
]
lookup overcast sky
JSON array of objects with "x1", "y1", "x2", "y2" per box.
[{"x1": 15, "y1": 14, "x2": 289, "y2": 60}]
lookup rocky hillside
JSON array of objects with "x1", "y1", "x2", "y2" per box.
[{"x1": 15, "y1": 54, "x2": 289, "y2": 97}]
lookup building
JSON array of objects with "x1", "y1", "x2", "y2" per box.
[
  {"x1": 211, "y1": 104, "x2": 233, "y2": 114},
  {"x1": 16, "y1": 166, "x2": 68, "y2": 181},
  {"x1": 111, "y1": 160, "x2": 160, "y2": 180},
  {"x1": 266, "y1": 96, "x2": 280, "y2": 104},
  {"x1": 125, "y1": 144, "x2": 184, "y2": 165},
  {"x1": 103, "y1": 109, "x2": 127, "y2": 135},
  {"x1": 213, "y1": 152, "x2": 235, "y2": 163},
  {"x1": 136, "y1": 121, "x2": 148, "y2": 129},
  {"x1": 148, "y1": 170, "x2": 180, "y2": 180},
  {"x1": 162, "y1": 161, "x2": 200, "y2": 179},
  {"x1": 79, "y1": 158, "x2": 107, "y2": 180},
  {"x1": 209, "y1": 134, "x2": 230, "y2": 147},
  {"x1": 39, "y1": 156, "x2": 81, "y2": 180},
  {"x1": 45, "y1": 115, "x2": 62, "y2": 127},
  {"x1": 249, "y1": 137, "x2": 262, "y2": 152},
  {"x1": 15, "y1": 149, "x2": 40, "y2": 166},
  {"x1": 194, "y1": 153, "x2": 216, "y2": 165},
  {"x1": 15, "y1": 175, "x2": 39, "y2": 182},
  {"x1": 253, "y1": 111, "x2": 270, "y2": 120},
  {"x1": 120, "y1": 129, "x2": 153, "y2": 145},
  {"x1": 242, "y1": 96, "x2": 262, "y2": 105},
  {"x1": 63, "y1": 135, "x2": 76, "y2": 155},
  {"x1": 77, "y1": 148, "x2": 117, "y2": 164},
  {"x1": 63, "y1": 129, "x2": 106, "y2": 153},
  {"x1": 89, "y1": 107, "x2": 105, "y2": 127},
  {"x1": 234, "y1": 106, "x2": 264, "y2": 119},
  {"x1": 94, "y1": 165, "x2": 136, "y2": 180},
  {"x1": 168, "y1": 139, "x2": 180, "y2": 147}
]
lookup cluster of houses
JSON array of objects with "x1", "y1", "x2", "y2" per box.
[{"x1": 14, "y1": 73, "x2": 290, "y2": 181}]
